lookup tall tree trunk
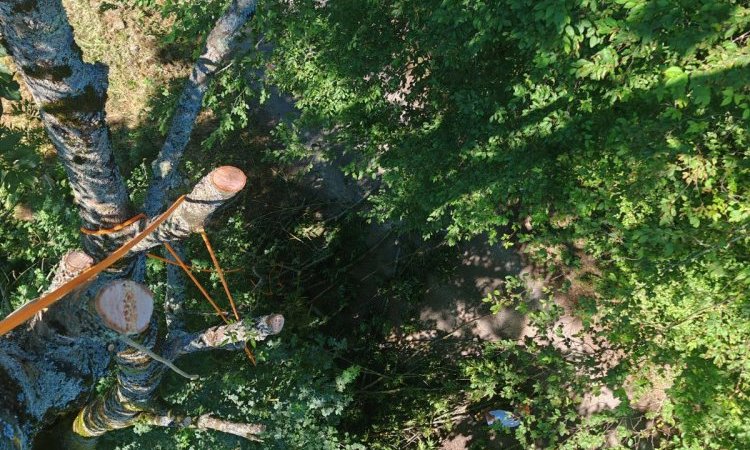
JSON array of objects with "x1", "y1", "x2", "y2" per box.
[
  {"x1": 0, "y1": 1, "x2": 276, "y2": 448},
  {"x1": 0, "y1": 0, "x2": 132, "y2": 260}
]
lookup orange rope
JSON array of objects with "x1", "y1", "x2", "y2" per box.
[
  {"x1": 243, "y1": 345, "x2": 256, "y2": 365},
  {"x1": 146, "y1": 253, "x2": 241, "y2": 273},
  {"x1": 199, "y1": 231, "x2": 256, "y2": 365},
  {"x1": 0, "y1": 196, "x2": 186, "y2": 336},
  {"x1": 5, "y1": 193, "x2": 257, "y2": 364},
  {"x1": 163, "y1": 243, "x2": 229, "y2": 324},
  {"x1": 200, "y1": 231, "x2": 240, "y2": 321},
  {"x1": 80, "y1": 213, "x2": 146, "y2": 235}
]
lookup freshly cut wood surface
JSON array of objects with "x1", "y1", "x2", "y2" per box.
[
  {"x1": 95, "y1": 280, "x2": 154, "y2": 334},
  {"x1": 211, "y1": 166, "x2": 247, "y2": 193},
  {"x1": 62, "y1": 251, "x2": 94, "y2": 272},
  {"x1": 265, "y1": 314, "x2": 285, "y2": 334}
]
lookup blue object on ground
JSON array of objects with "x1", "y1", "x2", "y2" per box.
[{"x1": 487, "y1": 410, "x2": 521, "y2": 428}]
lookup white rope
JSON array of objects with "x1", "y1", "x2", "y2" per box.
[{"x1": 117, "y1": 334, "x2": 199, "y2": 381}]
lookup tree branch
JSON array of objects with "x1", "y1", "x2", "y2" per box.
[
  {"x1": 73, "y1": 321, "x2": 162, "y2": 437},
  {"x1": 143, "y1": 412, "x2": 264, "y2": 442},
  {"x1": 94, "y1": 280, "x2": 153, "y2": 335},
  {"x1": 164, "y1": 243, "x2": 187, "y2": 330},
  {"x1": 144, "y1": 0, "x2": 257, "y2": 217},
  {"x1": 175, "y1": 314, "x2": 284, "y2": 356},
  {"x1": 128, "y1": 166, "x2": 247, "y2": 255},
  {"x1": 47, "y1": 251, "x2": 95, "y2": 291}
]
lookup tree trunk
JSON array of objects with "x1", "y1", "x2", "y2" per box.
[
  {"x1": 0, "y1": 0, "x2": 276, "y2": 448},
  {"x1": 0, "y1": 0, "x2": 132, "y2": 260}
]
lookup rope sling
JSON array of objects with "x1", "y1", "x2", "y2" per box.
[{"x1": 0, "y1": 194, "x2": 255, "y2": 364}]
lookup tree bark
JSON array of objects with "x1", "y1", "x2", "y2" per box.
[
  {"x1": 0, "y1": 0, "x2": 270, "y2": 447},
  {"x1": 0, "y1": 0, "x2": 133, "y2": 260},
  {"x1": 130, "y1": 166, "x2": 248, "y2": 255},
  {"x1": 0, "y1": 169, "x2": 260, "y2": 448}
]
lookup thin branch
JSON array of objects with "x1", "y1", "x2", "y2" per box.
[
  {"x1": 174, "y1": 314, "x2": 284, "y2": 356},
  {"x1": 117, "y1": 334, "x2": 197, "y2": 381}
]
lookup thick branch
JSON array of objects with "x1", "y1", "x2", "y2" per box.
[
  {"x1": 48, "y1": 251, "x2": 95, "y2": 291},
  {"x1": 176, "y1": 314, "x2": 285, "y2": 356},
  {"x1": 144, "y1": 0, "x2": 257, "y2": 217},
  {"x1": 128, "y1": 166, "x2": 247, "y2": 255},
  {"x1": 0, "y1": 0, "x2": 132, "y2": 259},
  {"x1": 28, "y1": 250, "x2": 93, "y2": 336}
]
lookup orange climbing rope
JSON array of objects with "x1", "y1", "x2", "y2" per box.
[
  {"x1": 0, "y1": 195, "x2": 187, "y2": 336},
  {"x1": 163, "y1": 240, "x2": 256, "y2": 365},
  {"x1": 200, "y1": 231, "x2": 240, "y2": 321},
  {"x1": 80, "y1": 213, "x2": 147, "y2": 236},
  {"x1": 145, "y1": 253, "x2": 241, "y2": 273},
  {"x1": 163, "y1": 242, "x2": 230, "y2": 324}
]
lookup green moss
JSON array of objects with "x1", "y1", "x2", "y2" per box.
[{"x1": 22, "y1": 62, "x2": 72, "y2": 82}]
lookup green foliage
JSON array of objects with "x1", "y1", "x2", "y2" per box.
[
  {"x1": 0, "y1": 110, "x2": 78, "y2": 315},
  {"x1": 4, "y1": 0, "x2": 750, "y2": 447},
  {"x1": 248, "y1": 0, "x2": 750, "y2": 447},
  {"x1": 0, "y1": 45, "x2": 21, "y2": 101},
  {"x1": 102, "y1": 338, "x2": 365, "y2": 450}
]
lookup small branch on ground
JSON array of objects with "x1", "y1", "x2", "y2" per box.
[{"x1": 143, "y1": 412, "x2": 264, "y2": 441}]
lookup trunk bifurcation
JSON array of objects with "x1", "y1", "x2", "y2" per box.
[{"x1": 0, "y1": 0, "x2": 276, "y2": 447}]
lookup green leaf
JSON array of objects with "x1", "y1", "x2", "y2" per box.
[{"x1": 692, "y1": 85, "x2": 711, "y2": 107}]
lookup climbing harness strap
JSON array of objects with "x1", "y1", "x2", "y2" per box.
[
  {"x1": 80, "y1": 213, "x2": 147, "y2": 236},
  {"x1": 0, "y1": 196, "x2": 186, "y2": 336}
]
